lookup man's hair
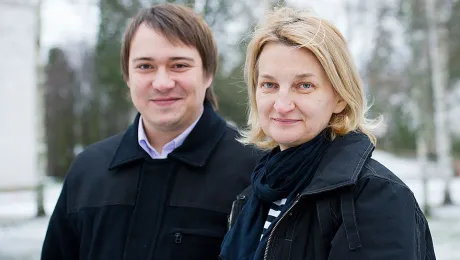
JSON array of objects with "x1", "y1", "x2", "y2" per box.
[
  {"x1": 240, "y1": 7, "x2": 381, "y2": 150},
  {"x1": 121, "y1": 3, "x2": 218, "y2": 109}
]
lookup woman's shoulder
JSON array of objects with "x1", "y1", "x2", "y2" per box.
[
  {"x1": 356, "y1": 158, "x2": 417, "y2": 199},
  {"x1": 360, "y1": 158, "x2": 409, "y2": 185},
  {"x1": 353, "y1": 158, "x2": 430, "y2": 229}
]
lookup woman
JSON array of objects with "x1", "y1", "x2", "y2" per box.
[{"x1": 220, "y1": 6, "x2": 436, "y2": 260}]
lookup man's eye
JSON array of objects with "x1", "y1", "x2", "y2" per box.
[
  {"x1": 138, "y1": 64, "x2": 152, "y2": 69},
  {"x1": 173, "y1": 64, "x2": 189, "y2": 69}
]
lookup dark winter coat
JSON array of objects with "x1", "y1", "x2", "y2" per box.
[
  {"x1": 225, "y1": 132, "x2": 436, "y2": 260},
  {"x1": 41, "y1": 102, "x2": 262, "y2": 260}
]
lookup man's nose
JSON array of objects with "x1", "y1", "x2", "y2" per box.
[{"x1": 152, "y1": 69, "x2": 174, "y2": 91}]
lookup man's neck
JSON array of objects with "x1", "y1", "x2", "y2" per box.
[
  {"x1": 142, "y1": 109, "x2": 203, "y2": 153},
  {"x1": 145, "y1": 126, "x2": 184, "y2": 153}
]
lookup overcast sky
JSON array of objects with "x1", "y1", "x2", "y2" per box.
[
  {"x1": 41, "y1": 0, "x2": 99, "y2": 50},
  {"x1": 40, "y1": 0, "x2": 347, "y2": 49}
]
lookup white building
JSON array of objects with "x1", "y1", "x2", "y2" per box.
[{"x1": 0, "y1": 0, "x2": 42, "y2": 191}]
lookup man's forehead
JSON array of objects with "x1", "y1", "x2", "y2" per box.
[
  {"x1": 133, "y1": 23, "x2": 190, "y2": 48},
  {"x1": 130, "y1": 28, "x2": 198, "y2": 55}
]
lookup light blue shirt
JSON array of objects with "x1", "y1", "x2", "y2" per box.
[{"x1": 138, "y1": 109, "x2": 203, "y2": 159}]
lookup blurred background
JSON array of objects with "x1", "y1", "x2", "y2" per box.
[{"x1": 0, "y1": 0, "x2": 459, "y2": 259}]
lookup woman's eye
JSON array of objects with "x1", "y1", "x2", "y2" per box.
[
  {"x1": 299, "y1": 83, "x2": 313, "y2": 89},
  {"x1": 261, "y1": 82, "x2": 276, "y2": 89}
]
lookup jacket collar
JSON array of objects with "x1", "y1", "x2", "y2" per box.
[
  {"x1": 109, "y1": 101, "x2": 227, "y2": 169},
  {"x1": 300, "y1": 131, "x2": 375, "y2": 196}
]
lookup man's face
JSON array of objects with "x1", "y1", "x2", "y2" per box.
[{"x1": 127, "y1": 23, "x2": 212, "y2": 134}]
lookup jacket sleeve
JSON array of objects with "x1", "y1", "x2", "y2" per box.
[
  {"x1": 41, "y1": 180, "x2": 79, "y2": 260},
  {"x1": 328, "y1": 174, "x2": 434, "y2": 260}
]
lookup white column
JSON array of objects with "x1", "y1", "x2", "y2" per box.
[{"x1": 0, "y1": 0, "x2": 40, "y2": 191}]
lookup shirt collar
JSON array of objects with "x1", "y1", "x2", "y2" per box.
[
  {"x1": 109, "y1": 101, "x2": 227, "y2": 169},
  {"x1": 137, "y1": 108, "x2": 203, "y2": 159}
]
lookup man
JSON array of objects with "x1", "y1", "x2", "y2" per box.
[{"x1": 41, "y1": 3, "x2": 260, "y2": 260}]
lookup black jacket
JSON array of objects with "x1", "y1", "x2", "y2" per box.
[
  {"x1": 41, "y1": 103, "x2": 262, "y2": 260},
  {"x1": 226, "y1": 132, "x2": 436, "y2": 260}
]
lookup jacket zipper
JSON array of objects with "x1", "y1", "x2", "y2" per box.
[
  {"x1": 262, "y1": 183, "x2": 357, "y2": 259},
  {"x1": 264, "y1": 196, "x2": 301, "y2": 260}
]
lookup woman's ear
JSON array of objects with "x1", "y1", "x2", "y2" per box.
[{"x1": 333, "y1": 97, "x2": 347, "y2": 114}]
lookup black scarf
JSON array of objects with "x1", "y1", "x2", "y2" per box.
[{"x1": 220, "y1": 129, "x2": 331, "y2": 260}]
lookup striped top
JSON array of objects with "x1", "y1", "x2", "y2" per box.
[{"x1": 261, "y1": 198, "x2": 287, "y2": 239}]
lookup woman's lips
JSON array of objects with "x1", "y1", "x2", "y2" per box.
[{"x1": 272, "y1": 118, "x2": 301, "y2": 124}]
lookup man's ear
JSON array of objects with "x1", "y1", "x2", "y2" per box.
[{"x1": 204, "y1": 75, "x2": 213, "y2": 89}]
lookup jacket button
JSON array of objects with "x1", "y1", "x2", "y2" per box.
[{"x1": 174, "y1": 233, "x2": 182, "y2": 244}]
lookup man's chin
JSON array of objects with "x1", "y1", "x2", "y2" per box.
[{"x1": 144, "y1": 115, "x2": 184, "y2": 131}]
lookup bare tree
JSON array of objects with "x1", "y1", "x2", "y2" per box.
[
  {"x1": 426, "y1": 0, "x2": 455, "y2": 205},
  {"x1": 44, "y1": 48, "x2": 79, "y2": 179},
  {"x1": 399, "y1": 0, "x2": 435, "y2": 215}
]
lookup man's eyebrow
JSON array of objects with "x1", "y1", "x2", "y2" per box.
[
  {"x1": 131, "y1": 56, "x2": 196, "y2": 62},
  {"x1": 169, "y1": 56, "x2": 195, "y2": 62},
  {"x1": 132, "y1": 57, "x2": 153, "y2": 62}
]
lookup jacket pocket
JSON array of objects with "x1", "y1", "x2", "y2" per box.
[{"x1": 170, "y1": 228, "x2": 225, "y2": 260}]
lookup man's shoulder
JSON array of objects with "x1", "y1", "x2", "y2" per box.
[
  {"x1": 64, "y1": 132, "x2": 141, "y2": 213},
  {"x1": 221, "y1": 122, "x2": 240, "y2": 140},
  {"x1": 66, "y1": 133, "x2": 125, "y2": 179},
  {"x1": 216, "y1": 123, "x2": 265, "y2": 161},
  {"x1": 77, "y1": 133, "x2": 124, "y2": 162}
]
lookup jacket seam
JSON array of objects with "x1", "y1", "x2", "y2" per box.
[
  {"x1": 363, "y1": 164, "x2": 419, "y2": 206},
  {"x1": 67, "y1": 203, "x2": 134, "y2": 214},
  {"x1": 303, "y1": 141, "x2": 373, "y2": 196},
  {"x1": 285, "y1": 212, "x2": 299, "y2": 259},
  {"x1": 330, "y1": 202, "x2": 339, "y2": 223},
  {"x1": 365, "y1": 163, "x2": 428, "y2": 258},
  {"x1": 305, "y1": 182, "x2": 353, "y2": 195},
  {"x1": 363, "y1": 164, "x2": 412, "y2": 190},
  {"x1": 66, "y1": 211, "x2": 80, "y2": 239},
  {"x1": 351, "y1": 143, "x2": 373, "y2": 180},
  {"x1": 415, "y1": 211, "x2": 422, "y2": 259},
  {"x1": 426, "y1": 246, "x2": 435, "y2": 260},
  {"x1": 340, "y1": 192, "x2": 361, "y2": 249}
]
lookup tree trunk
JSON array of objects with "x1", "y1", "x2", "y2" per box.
[
  {"x1": 411, "y1": 36, "x2": 432, "y2": 215},
  {"x1": 35, "y1": 0, "x2": 45, "y2": 217},
  {"x1": 426, "y1": 0, "x2": 454, "y2": 205}
]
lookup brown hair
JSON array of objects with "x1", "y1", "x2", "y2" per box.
[{"x1": 121, "y1": 3, "x2": 218, "y2": 109}]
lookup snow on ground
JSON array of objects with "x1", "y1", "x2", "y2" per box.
[
  {"x1": 0, "y1": 183, "x2": 60, "y2": 260},
  {"x1": 0, "y1": 150, "x2": 459, "y2": 259}
]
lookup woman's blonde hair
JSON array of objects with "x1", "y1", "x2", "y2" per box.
[{"x1": 239, "y1": 7, "x2": 380, "y2": 150}]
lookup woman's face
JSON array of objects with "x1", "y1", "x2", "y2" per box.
[{"x1": 255, "y1": 42, "x2": 347, "y2": 150}]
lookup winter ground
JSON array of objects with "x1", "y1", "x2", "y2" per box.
[{"x1": 0, "y1": 150, "x2": 459, "y2": 259}]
